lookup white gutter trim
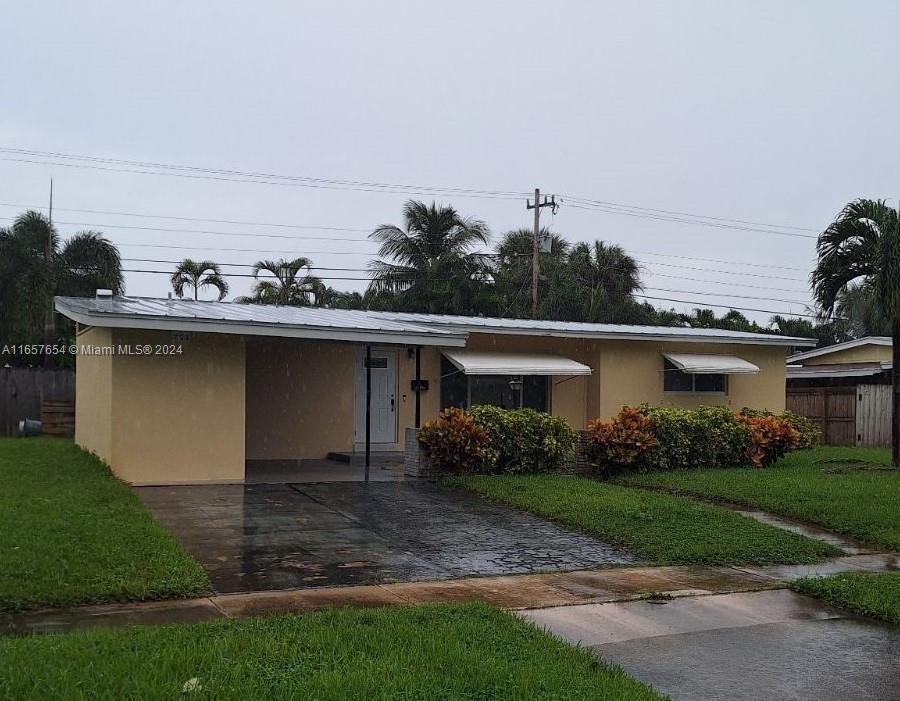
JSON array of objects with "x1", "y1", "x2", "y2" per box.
[{"x1": 787, "y1": 336, "x2": 892, "y2": 363}]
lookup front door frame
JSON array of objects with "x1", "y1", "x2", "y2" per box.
[{"x1": 353, "y1": 347, "x2": 398, "y2": 451}]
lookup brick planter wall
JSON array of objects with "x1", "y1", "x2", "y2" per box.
[
  {"x1": 404, "y1": 427, "x2": 437, "y2": 478},
  {"x1": 572, "y1": 430, "x2": 595, "y2": 475}
]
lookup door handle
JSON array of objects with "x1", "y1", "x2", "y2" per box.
[{"x1": 390, "y1": 395, "x2": 395, "y2": 411}]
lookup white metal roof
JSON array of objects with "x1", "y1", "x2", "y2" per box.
[
  {"x1": 371, "y1": 311, "x2": 814, "y2": 347},
  {"x1": 787, "y1": 362, "x2": 892, "y2": 379},
  {"x1": 664, "y1": 352, "x2": 760, "y2": 374},
  {"x1": 54, "y1": 295, "x2": 816, "y2": 348},
  {"x1": 54, "y1": 296, "x2": 467, "y2": 347},
  {"x1": 787, "y1": 336, "x2": 892, "y2": 363},
  {"x1": 442, "y1": 350, "x2": 592, "y2": 376}
]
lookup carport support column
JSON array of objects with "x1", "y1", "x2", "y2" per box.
[
  {"x1": 365, "y1": 344, "x2": 371, "y2": 482},
  {"x1": 415, "y1": 346, "x2": 422, "y2": 428}
]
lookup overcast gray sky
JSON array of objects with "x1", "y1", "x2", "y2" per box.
[{"x1": 3, "y1": 1, "x2": 898, "y2": 322}]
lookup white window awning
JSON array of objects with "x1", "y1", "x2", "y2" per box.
[
  {"x1": 663, "y1": 353, "x2": 759, "y2": 375},
  {"x1": 442, "y1": 350, "x2": 592, "y2": 376}
]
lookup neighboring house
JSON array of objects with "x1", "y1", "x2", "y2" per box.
[
  {"x1": 786, "y1": 337, "x2": 893, "y2": 447},
  {"x1": 56, "y1": 294, "x2": 813, "y2": 485}
]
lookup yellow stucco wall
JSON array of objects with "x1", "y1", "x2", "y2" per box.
[
  {"x1": 75, "y1": 328, "x2": 245, "y2": 485},
  {"x1": 74, "y1": 326, "x2": 113, "y2": 464},
  {"x1": 110, "y1": 329, "x2": 246, "y2": 485},
  {"x1": 245, "y1": 338, "x2": 356, "y2": 460},
  {"x1": 800, "y1": 344, "x2": 892, "y2": 366},
  {"x1": 595, "y1": 340, "x2": 788, "y2": 417}
]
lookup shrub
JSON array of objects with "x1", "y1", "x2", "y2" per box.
[
  {"x1": 587, "y1": 407, "x2": 657, "y2": 471},
  {"x1": 585, "y1": 404, "x2": 805, "y2": 474},
  {"x1": 469, "y1": 405, "x2": 578, "y2": 473},
  {"x1": 418, "y1": 407, "x2": 495, "y2": 474},
  {"x1": 740, "y1": 407, "x2": 822, "y2": 449},
  {"x1": 640, "y1": 405, "x2": 749, "y2": 470},
  {"x1": 737, "y1": 413, "x2": 800, "y2": 467}
]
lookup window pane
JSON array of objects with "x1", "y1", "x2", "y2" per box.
[
  {"x1": 523, "y1": 375, "x2": 548, "y2": 411},
  {"x1": 440, "y1": 356, "x2": 468, "y2": 410},
  {"x1": 663, "y1": 359, "x2": 693, "y2": 392},
  {"x1": 695, "y1": 373, "x2": 726, "y2": 393},
  {"x1": 470, "y1": 375, "x2": 520, "y2": 410}
]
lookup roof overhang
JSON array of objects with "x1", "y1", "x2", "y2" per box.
[
  {"x1": 55, "y1": 296, "x2": 467, "y2": 347},
  {"x1": 664, "y1": 352, "x2": 760, "y2": 375},
  {"x1": 787, "y1": 336, "x2": 892, "y2": 363},
  {"x1": 787, "y1": 362, "x2": 892, "y2": 379},
  {"x1": 442, "y1": 349, "x2": 592, "y2": 376}
]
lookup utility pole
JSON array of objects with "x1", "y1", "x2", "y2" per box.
[
  {"x1": 526, "y1": 188, "x2": 558, "y2": 318},
  {"x1": 43, "y1": 179, "x2": 54, "y2": 368}
]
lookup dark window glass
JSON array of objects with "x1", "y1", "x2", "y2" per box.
[
  {"x1": 470, "y1": 375, "x2": 520, "y2": 410},
  {"x1": 523, "y1": 375, "x2": 548, "y2": 411},
  {"x1": 663, "y1": 359, "x2": 693, "y2": 392},
  {"x1": 440, "y1": 356, "x2": 468, "y2": 410},
  {"x1": 695, "y1": 373, "x2": 727, "y2": 393}
]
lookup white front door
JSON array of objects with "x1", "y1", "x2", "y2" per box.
[{"x1": 355, "y1": 349, "x2": 398, "y2": 447}]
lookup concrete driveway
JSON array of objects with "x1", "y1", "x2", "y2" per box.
[
  {"x1": 522, "y1": 588, "x2": 900, "y2": 701},
  {"x1": 136, "y1": 481, "x2": 633, "y2": 593}
]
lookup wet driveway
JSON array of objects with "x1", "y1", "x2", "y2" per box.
[{"x1": 136, "y1": 481, "x2": 633, "y2": 593}]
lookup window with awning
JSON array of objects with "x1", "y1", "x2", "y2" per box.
[
  {"x1": 440, "y1": 350, "x2": 592, "y2": 411},
  {"x1": 662, "y1": 353, "x2": 759, "y2": 394}
]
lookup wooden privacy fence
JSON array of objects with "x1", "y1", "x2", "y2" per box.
[
  {"x1": 0, "y1": 367, "x2": 75, "y2": 437},
  {"x1": 787, "y1": 384, "x2": 893, "y2": 448}
]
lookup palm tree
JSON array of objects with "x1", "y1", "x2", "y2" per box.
[
  {"x1": 237, "y1": 258, "x2": 323, "y2": 306},
  {"x1": 0, "y1": 211, "x2": 122, "y2": 365},
  {"x1": 171, "y1": 259, "x2": 229, "y2": 301},
  {"x1": 836, "y1": 281, "x2": 892, "y2": 338},
  {"x1": 568, "y1": 241, "x2": 643, "y2": 323},
  {"x1": 368, "y1": 200, "x2": 490, "y2": 315},
  {"x1": 493, "y1": 228, "x2": 576, "y2": 319},
  {"x1": 811, "y1": 199, "x2": 900, "y2": 466}
]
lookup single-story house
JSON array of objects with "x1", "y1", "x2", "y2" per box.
[
  {"x1": 56, "y1": 293, "x2": 814, "y2": 485},
  {"x1": 786, "y1": 337, "x2": 894, "y2": 447}
]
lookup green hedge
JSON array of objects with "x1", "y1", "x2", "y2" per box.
[
  {"x1": 469, "y1": 405, "x2": 578, "y2": 474},
  {"x1": 588, "y1": 405, "x2": 817, "y2": 475}
]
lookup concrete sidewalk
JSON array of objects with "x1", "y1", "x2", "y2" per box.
[
  {"x1": 2, "y1": 563, "x2": 779, "y2": 635},
  {"x1": 521, "y1": 588, "x2": 900, "y2": 701},
  {"x1": 4, "y1": 553, "x2": 899, "y2": 636}
]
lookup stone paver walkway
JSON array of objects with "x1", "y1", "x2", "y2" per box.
[{"x1": 136, "y1": 481, "x2": 633, "y2": 592}]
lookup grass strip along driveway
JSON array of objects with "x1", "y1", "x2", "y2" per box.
[
  {"x1": 0, "y1": 438, "x2": 208, "y2": 611},
  {"x1": 0, "y1": 603, "x2": 662, "y2": 700},
  {"x1": 793, "y1": 572, "x2": 900, "y2": 626},
  {"x1": 616, "y1": 447, "x2": 899, "y2": 552},
  {"x1": 446, "y1": 474, "x2": 839, "y2": 566}
]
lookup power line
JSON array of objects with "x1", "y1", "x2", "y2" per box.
[
  {"x1": 564, "y1": 195, "x2": 819, "y2": 232},
  {"x1": 0, "y1": 146, "x2": 821, "y2": 235}
]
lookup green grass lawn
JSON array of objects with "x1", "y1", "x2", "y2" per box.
[
  {"x1": 615, "y1": 446, "x2": 900, "y2": 551},
  {"x1": 793, "y1": 572, "x2": 900, "y2": 626},
  {"x1": 446, "y1": 474, "x2": 839, "y2": 565},
  {"x1": 0, "y1": 603, "x2": 662, "y2": 700},
  {"x1": 0, "y1": 438, "x2": 208, "y2": 611}
]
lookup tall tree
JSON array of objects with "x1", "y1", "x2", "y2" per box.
[
  {"x1": 568, "y1": 241, "x2": 643, "y2": 323},
  {"x1": 0, "y1": 211, "x2": 122, "y2": 364},
  {"x1": 493, "y1": 228, "x2": 574, "y2": 319},
  {"x1": 811, "y1": 199, "x2": 900, "y2": 466},
  {"x1": 836, "y1": 281, "x2": 892, "y2": 338},
  {"x1": 171, "y1": 259, "x2": 229, "y2": 301},
  {"x1": 368, "y1": 200, "x2": 490, "y2": 315},
  {"x1": 236, "y1": 257, "x2": 323, "y2": 306}
]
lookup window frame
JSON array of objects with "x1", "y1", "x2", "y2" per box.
[{"x1": 662, "y1": 359, "x2": 728, "y2": 395}]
